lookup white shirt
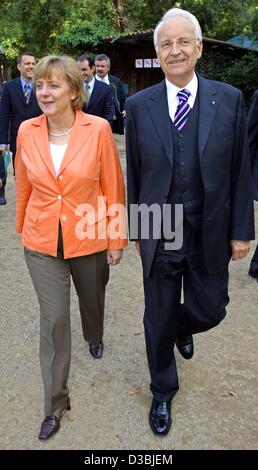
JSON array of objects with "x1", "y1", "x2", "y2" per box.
[
  {"x1": 49, "y1": 143, "x2": 67, "y2": 176},
  {"x1": 84, "y1": 77, "x2": 95, "y2": 95},
  {"x1": 166, "y1": 73, "x2": 198, "y2": 122},
  {"x1": 95, "y1": 74, "x2": 110, "y2": 85}
]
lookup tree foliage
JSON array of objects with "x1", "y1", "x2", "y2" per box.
[{"x1": 1, "y1": 0, "x2": 258, "y2": 60}]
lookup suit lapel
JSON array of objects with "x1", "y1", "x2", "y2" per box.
[
  {"x1": 14, "y1": 78, "x2": 26, "y2": 104},
  {"x1": 197, "y1": 75, "x2": 218, "y2": 158},
  {"x1": 88, "y1": 80, "x2": 98, "y2": 107},
  {"x1": 147, "y1": 81, "x2": 173, "y2": 166}
]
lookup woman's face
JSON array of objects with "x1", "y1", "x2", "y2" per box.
[{"x1": 35, "y1": 71, "x2": 76, "y2": 118}]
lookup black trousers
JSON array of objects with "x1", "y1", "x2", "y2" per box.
[
  {"x1": 249, "y1": 244, "x2": 258, "y2": 275},
  {"x1": 0, "y1": 154, "x2": 6, "y2": 196},
  {"x1": 143, "y1": 222, "x2": 229, "y2": 402}
]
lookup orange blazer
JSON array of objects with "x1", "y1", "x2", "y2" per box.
[{"x1": 15, "y1": 110, "x2": 127, "y2": 258}]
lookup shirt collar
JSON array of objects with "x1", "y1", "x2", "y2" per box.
[
  {"x1": 165, "y1": 73, "x2": 198, "y2": 104},
  {"x1": 88, "y1": 77, "x2": 95, "y2": 89},
  {"x1": 20, "y1": 78, "x2": 33, "y2": 90},
  {"x1": 95, "y1": 74, "x2": 109, "y2": 84}
]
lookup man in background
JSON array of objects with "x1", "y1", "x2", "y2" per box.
[
  {"x1": 0, "y1": 52, "x2": 42, "y2": 205},
  {"x1": 78, "y1": 54, "x2": 114, "y2": 126},
  {"x1": 95, "y1": 54, "x2": 126, "y2": 135},
  {"x1": 0, "y1": 152, "x2": 5, "y2": 192}
]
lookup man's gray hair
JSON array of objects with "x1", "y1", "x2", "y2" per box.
[
  {"x1": 95, "y1": 54, "x2": 110, "y2": 66},
  {"x1": 153, "y1": 8, "x2": 203, "y2": 51}
]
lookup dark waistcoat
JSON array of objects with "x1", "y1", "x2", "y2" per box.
[{"x1": 165, "y1": 94, "x2": 204, "y2": 234}]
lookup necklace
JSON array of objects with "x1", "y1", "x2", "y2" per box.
[{"x1": 48, "y1": 126, "x2": 73, "y2": 137}]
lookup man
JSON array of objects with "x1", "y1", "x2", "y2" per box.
[
  {"x1": 95, "y1": 54, "x2": 126, "y2": 134},
  {"x1": 78, "y1": 54, "x2": 114, "y2": 125},
  {"x1": 248, "y1": 90, "x2": 258, "y2": 280},
  {"x1": 126, "y1": 8, "x2": 254, "y2": 436},
  {"x1": 0, "y1": 52, "x2": 42, "y2": 205},
  {"x1": 0, "y1": 152, "x2": 5, "y2": 191}
]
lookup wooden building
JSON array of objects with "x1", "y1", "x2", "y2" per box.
[{"x1": 89, "y1": 30, "x2": 258, "y2": 97}]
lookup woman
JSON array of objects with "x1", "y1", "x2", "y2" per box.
[{"x1": 15, "y1": 55, "x2": 127, "y2": 440}]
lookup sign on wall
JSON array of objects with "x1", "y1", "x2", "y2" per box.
[{"x1": 135, "y1": 58, "x2": 160, "y2": 68}]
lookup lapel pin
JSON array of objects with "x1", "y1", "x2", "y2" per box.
[{"x1": 212, "y1": 101, "x2": 215, "y2": 105}]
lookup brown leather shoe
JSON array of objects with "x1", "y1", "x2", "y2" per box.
[
  {"x1": 38, "y1": 397, "x2": 71, "y2": 440},
  {"x1": 89, "y1": 342, "x2": 103, "y2": 359},
  {"x1": 38, "y1": 415, "x2": 60, "y2": 440}
]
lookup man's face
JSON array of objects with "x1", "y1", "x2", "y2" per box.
[
  {"x1": 78, "y1": 60, "x2": 95, "y2": 83},
  {"x1": 95, "y1": 60, "x2": 109, "y2": 79},
  {"x1": 17, "y1": 54, "x2": 36, "y2": 80},
  {"x1": 156, "y1": 17, "x2": 203, "y2": 88}
]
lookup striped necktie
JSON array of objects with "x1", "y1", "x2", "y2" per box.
[
  {"x1": 174, "y1": 89, "x2": 191, "y2": 131},
  {"x1": 24, "y1": 83, "x2": 31, "y2": 104},
  {"x1": 84, "y1": 82, "x2": 90, "y2": 105}
]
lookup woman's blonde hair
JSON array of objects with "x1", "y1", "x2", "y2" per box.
[{"x1": 33, "y1": 55, "x2": 86, "y2": 109}]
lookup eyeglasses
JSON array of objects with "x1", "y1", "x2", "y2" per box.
[{"x1": 158, "y1": 38, "x2": 199, "y2": 50}]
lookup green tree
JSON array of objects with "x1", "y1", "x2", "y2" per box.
[{"x1": 1, "y1": 0, "x2": 258, "y2": 60}]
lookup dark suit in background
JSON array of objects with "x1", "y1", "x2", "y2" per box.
[
  {"x1": 109, "y1": 74, "x2": 126, "y2": 135},
  {"x1": 82, "y1": 79, "x2": 114, "y2": 125},
  {"x1": 0, "y1": 77, "x2": 42, "y2": 160},
  {"x1": 248, "y1": 90, "x2": 258, "y2": 279},
  {"x1": 0, "y1": 151, "x2": 5, "y2": 181},
  {"x1": 95, "y1": 54, "x2": 126, "y2": 135}
]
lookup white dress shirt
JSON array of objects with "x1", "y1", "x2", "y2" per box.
[
  {"x1": 50, "y1": 143, "x2": 67, "y2": 176},
  {"x1": 166, "y1": 73, "x2": 198, "y2": 122},
  {"x1": 95, "y1": 74, "x2": 110, "y2": 85},
  {"x1": 84, "y1": 77, "x2": 95, "y2": 96}
]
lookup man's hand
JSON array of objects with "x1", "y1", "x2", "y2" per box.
[
  {"x1": 107, "y1": 249, "x2": 123, "y2": 266},
  {"x1": 122, "y1": 110, "x2": 126, "y2": 118},
  {"x1": 230, "y1": 240, "x2": 250, "y2": 260}
]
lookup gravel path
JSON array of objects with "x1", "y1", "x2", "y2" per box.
[{"x1": 0, "y1": 135, "x2": 257, "y2": 450}]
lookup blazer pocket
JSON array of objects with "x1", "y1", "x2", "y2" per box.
[{"x1": 25, "y1": 208, "x2": 40, "y2": 223}]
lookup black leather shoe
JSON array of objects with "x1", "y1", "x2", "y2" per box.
[
  {"x1": 89, "y1": 342, "x2": 103, "y2": 359},
  {"x1": 38, "y1": 397, "x2": 71, "y2": 440},
  {"x1": 0, "y1": 195, "x2": 6, "y2": 205},
  {"x1": 176, "y1": 334, "x2": 194, "y2": 359},
  {"x1": 248, "y1": 269, "x2": 258, "y2": 281},
  {"x1": 149, "y1": 399, "x2": 172, "y2": 436}
]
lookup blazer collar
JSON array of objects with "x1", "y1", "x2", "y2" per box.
[
  {"x1": 147, "y1": 80, "x2": 173, "y2": 166},
  {"x1": 31, "y1": 110, "x2": 93, "y2": 178}
]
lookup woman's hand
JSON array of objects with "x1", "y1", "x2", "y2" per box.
[{"x1": 107, "y1": 249, "x2": 123, "y2": 266}]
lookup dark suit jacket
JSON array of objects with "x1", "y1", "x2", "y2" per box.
[
  {"x1": 109, "y1": 74, "x2": 126, "y2": 135},
  {"x1": 248, "y1": 90, "x2": 258, "y2": 201},
  {"x1": 82, "y1": 79, "x2": 114, "y2": 125},
  {"x1": 126, "y1": 76, "x2": 255, "y2": 277},
  {"x1": 0, "y1": 77, "x2": 42, "y2": 158}
]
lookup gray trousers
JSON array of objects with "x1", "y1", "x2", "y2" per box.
[{"x1": 24, "y1": 247, "x2": 109, "y2": 416}]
